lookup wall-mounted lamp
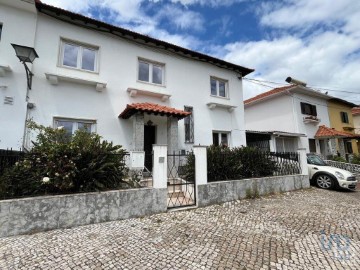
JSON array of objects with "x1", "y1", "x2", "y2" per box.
[{"x1": 11, "y1": 44, "x2": 39, "y2": 90}]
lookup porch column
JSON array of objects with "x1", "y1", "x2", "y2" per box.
[
  {"x1": 328, "y1": 138, "x2": 337, "y2": 156},
  {"x1": 338, "y1": 139, "x2": 346, "y2": 159},
  {"x1": 167, "y1": 116, "x2": 179, "y2": 154},
  {"x1": 297, "y1": 148, "x2": 308, "y2": 176},
  {"x1": 132, "y1": 113, "x2": 144, "y2": 151}
]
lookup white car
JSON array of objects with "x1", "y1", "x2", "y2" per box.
[{"x1": 307, "y1": 154, "x2": 357, "y2": 190}]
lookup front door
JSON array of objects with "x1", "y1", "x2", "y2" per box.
[{"x1": 144, "y1": 125, "x2": 156, "y2": 171}]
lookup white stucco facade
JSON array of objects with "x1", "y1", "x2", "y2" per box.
[
  {"x1": 245, "y1": 86, "x2": 332, "y2": 154},
  {"x1": 0, "y1": 0, "x2": 250, "y2": 152},
  {"x1": 0, "y1": 0, "x2": 37, "y2": 149}
]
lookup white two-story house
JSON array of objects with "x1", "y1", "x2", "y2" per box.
[
  {"x1": 0, "y1": 0, "x2": 253, "y2": 167},
  {"x1": 244, "y1": 84, "x2": 334, "y2": 156}
]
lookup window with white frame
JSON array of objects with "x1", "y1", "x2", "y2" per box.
[
  {"x1": 138, "y1": 59, "x2": 164, "y2": 85},
  {"x1": 210, "y1": 77, "x2": 228, "y2": 98},
  {"x1": 60, "y1": 40, "x2": 98, "y2": 72},
  {"x1": 54, "y1": 118, "x2": 96, "y2": 137},
  {"x1": 212, "y1": 131, "x2": 229, "y2": 147},
  {"x1": 184, "y1": 106, "x2": 194, "y2": 143}
]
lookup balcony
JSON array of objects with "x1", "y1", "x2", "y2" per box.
[{"x1": 303, "y1": 115, "x2": 320, "y2": 124}]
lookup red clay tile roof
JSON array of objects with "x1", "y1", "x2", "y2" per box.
[
  {"x1": 244, "y1": 85, "x2": 295, "y2": 105},
  {"x1": 315, "y1": 125, "x2": 355, "y2": 138},
  {"x1": 352, "y1": 107, "x2": 360, "y2": 115},
  {"x1": 119, "y1": 103, "x2": 191, "y2": 119}
]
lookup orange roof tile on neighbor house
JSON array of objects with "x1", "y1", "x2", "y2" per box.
[
  {"x1": 352, "y1": 107, "x2": 360, "y2": 115},
  {"x1": 244, "y1": 85, "x2": 295, "y2": 105},
  {"x1": 315, "y1": 125, "x2": 355, "y2": 138},
  {"x1": 119, "y1": 103, "x2": 191, "y2": 119}
]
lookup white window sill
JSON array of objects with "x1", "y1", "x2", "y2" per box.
[
  {"x1": 45, "y1": 73, "x2": 107, "y2": 92},
  {"x1": 210, "y1": 94, "x2": 230, "y2": 100},
  {"x1": 136, "y1": 80, "x2": 166, "y2": 88},
  {"x1": 207, "y1": 102, "x2": 237, "y2": 112},
  {"x1": 0, "y1": 65, "x2": 12, "y2": 77},
  {"x1": 127, "y1": 87, "x2": 171, "y2": 102}
]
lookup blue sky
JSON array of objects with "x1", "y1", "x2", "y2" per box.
[{"x1": 43, "y1": 0, "x2": 360, "y2": 103}]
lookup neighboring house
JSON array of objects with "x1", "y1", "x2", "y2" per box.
[
  {"x1": 244, "y1": 84, "x2": 357, "y2": 158},
  {"x1": 352, "y1": 107, "x2": 360, "y2": 151},
  {"x1": 327, "y1": 98, "x2": 359, "y2": 156},
  {"x1": 0, "y1": 0, "x2": 253, "y2": 163}
]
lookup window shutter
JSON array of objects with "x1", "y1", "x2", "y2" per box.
[
  {"x1": 300, "y1": 102, "x2": 306, "y2": 114},
  {"x1": 311, "y1": 105, "x2": 317, "y2": 116}
]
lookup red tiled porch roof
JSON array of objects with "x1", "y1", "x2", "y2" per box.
[
  {"x1": 315, "y1": 125, "x2": 355, "y2": 138},
  {"x1": 119, "y1": 103, "x2": 191, "y2": 119},
  {"x1": 244, "y1": 85, "x2": 295, "y2": 105},
  {"x1": 352, "y1": 107, "x2": 360, "y2": 116}
]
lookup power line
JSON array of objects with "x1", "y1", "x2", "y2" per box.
[
  {"x1": 244, "y1": 79, "x2": 360, "y2": 111},
  {"x1": 244, "y1": 78, "x2": 360, "y2": 95}
]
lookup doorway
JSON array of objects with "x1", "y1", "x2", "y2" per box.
[
  {"x1": 144, "y1": 125, "x2": 156, "y2": 171},
  {"x1": 309, "y1": 139, "x2": 316, "y2": 153}
]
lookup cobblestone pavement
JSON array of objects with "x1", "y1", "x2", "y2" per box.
[{"x1": 1, "y1": 187, "x2": 360, "y2": 270}]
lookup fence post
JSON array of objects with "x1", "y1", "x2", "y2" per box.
[
  {"x1": 297, "y1": 148, "x2": 308, "y2": 176},
  {"x1": 193, "y1": 146, "x2": 207, "y2": 185},
  {"x1": 152, "y1": 145, "x2": 168, "y2": 189}
]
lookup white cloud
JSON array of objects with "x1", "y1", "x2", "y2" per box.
[
  {"x1": 156, "y1": 5, "x2": 204, "y2": 31},
  {"x1": 222, "y1": 31, "x2": 360, "y2": 101},
  {"x1": 260, "y1": 0, "x2": 360, "y2": 34},
  {"x1": 41, "y1": 0, "x2": 202, "y2": 49},
  {"x1": 170, "y1": 0, "x2": 247, "y2": 7}
]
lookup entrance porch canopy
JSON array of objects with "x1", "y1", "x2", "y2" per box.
[
  {"x1": 315, "y1": 125, "x2": 356, "y2": 139},
  {"x1": 119, "y1": 102, "x2": 191, "y2": 119}
]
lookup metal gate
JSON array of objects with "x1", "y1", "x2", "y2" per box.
[{"x1": 167, "y1": 151, "x2": 196, "y2": 209}]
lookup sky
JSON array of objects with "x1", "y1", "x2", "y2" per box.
[{"x1": 42, "y1": 0, "x2": 360, "y2": 104}]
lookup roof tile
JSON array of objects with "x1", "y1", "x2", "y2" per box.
[
  {"x1": 352, "y1": 107, "x2": 360, "y2": 115},
  {"x1": 119, "y1": 102, "x2": 191, "y2": 119},
  {"x1": 244, "y1": 85, "x2": 295, "y2": 105},
  {"x1": 315, "y1": 125, "x2": 355, "y2": 138}
]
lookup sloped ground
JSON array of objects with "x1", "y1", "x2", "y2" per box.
[{"x1": 0, "y1": 186, "x2": 359, "y2": 270}]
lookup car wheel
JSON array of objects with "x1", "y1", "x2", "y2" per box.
[{"x1": 315, "y1": 174, "x2": 335, "y2": 189}]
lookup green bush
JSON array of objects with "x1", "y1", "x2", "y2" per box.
[
  {"x1": 184, "y1": 146, "x2": 277, "y2": 182},
  {"x1": 0, "y1": 121, "x2": 129, "y2": 199},
  {"x1": 327, "y1": 155, "x2": 347, "y2": 163},
  {"x1": 351, "y1": 154, "x2": 360, "y2": 165}
]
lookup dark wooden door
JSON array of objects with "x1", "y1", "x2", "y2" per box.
[{"x1": 144, "y1": 125, "x2": 156, "y2": 171}]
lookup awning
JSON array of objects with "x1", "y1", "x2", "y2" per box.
[
  {"x1": 315, "y1": 125, "x2": 356, "y2": 139},
  {"x1": 119, "y1": 102, "x2": 191, "y2": 119}
]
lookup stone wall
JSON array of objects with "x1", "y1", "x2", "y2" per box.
[
  {"x1": 0, "y1": 188, "x2": 167, "y2": 238},
  {"x1": 197, "y1": 175, "x2": 310, "y2": 207}
]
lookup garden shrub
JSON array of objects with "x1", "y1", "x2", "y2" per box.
[
  {"x1": 351, "y1": 154, "x2": 360, "y2": 165},
  {"x1": 327, "y1": 155, "x2": 347, "y2": 163},
  {"x1": 184, "y1": 145, "x2": 277, "y2": 182},
  {"x1": 0, "y1": 121, "x2": 129, "y2": 199}
]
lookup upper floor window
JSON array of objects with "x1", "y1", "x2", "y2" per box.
[
  {"x1": 138, "y1": 59, "x2": 164, "y2": 85},
  {"x1": 300, "y1": 102, "x2": 317, "y2": 116},
  {"x1": 60, "y1": 40, "x2": 98, "y2": 72},
  {"x1": 0, "y1": 24, "x2": 3, "y2": 41},
  {"x1": 340, "y1": 112, "x2": 349, "y2": 123},
  {"x1": 210, "y1": 77, "x2": 228, "y2": 98},
  {"x1": 184, "y1": 106, "x2": 194, "y2": 143},
  {"x1": 213, "y1": 131, "x2": 229, "y2": 147},
  {"x1": 54, "y1": 117, "x2": 96, "y2": 137}
]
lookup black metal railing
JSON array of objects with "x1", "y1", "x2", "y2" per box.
[
  {"x1": 270, "y1": 152, "x2": 301, "y2": 176},
  {"x1": 167, "y1": 151, "x2": 196, "y2": 209},
  {"x1": 205, "y1": 150, "x2": 301, "y2": 182},
  {"x1": 0, "y1": 149, "x2": 24, "y2": 176}
]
